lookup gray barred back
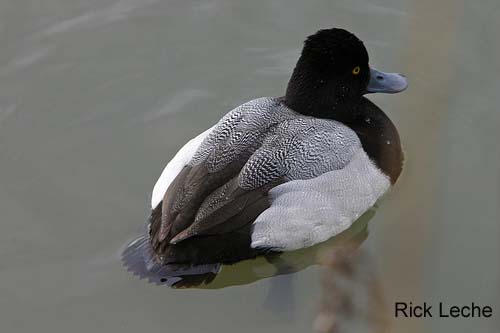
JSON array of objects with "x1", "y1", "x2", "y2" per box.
[{"x1": 190, "y1": 97, "x2": 361, "y2": 190}]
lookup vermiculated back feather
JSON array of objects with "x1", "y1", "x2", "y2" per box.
[{"x1": 151, "y1": 97, "x2": 362, "y2": 260}]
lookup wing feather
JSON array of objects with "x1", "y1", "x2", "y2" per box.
[
  {"x1": 149, "y1": 98, "x2": 363, "y2": 258},
  {"x1": 151, "y1": 126, "x2": 215, "y2": 208},
  {"x1": 170, "y1": 178, "x2": 281, "y2": 244}
]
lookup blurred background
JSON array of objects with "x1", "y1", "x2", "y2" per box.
[{"x1": 0, "y1": 0, "x2": 499, "y2": 332}]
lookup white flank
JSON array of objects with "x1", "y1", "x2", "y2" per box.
[
  {"x1": 250, "y1": 148, "x2": 391, "y2": 251},
  {"x1": 151, "y1": 126, "x2": 215, "y2": 208}
]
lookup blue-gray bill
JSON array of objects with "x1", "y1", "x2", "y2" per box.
[{"x1": 366, "y1": 67, "x2": 408, "y2": 94}]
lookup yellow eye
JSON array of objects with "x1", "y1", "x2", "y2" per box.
[{"x1": 352, "y1": 66, "x2": 361, "y2": 75}]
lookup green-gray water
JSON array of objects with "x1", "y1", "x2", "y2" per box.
[{"x1": 1, "y1": 1, "x2": 499, "y2": 332}]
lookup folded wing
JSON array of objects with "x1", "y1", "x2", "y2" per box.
[{"x1": 150, "y1": 98, "x2": 363, "y2": 257}]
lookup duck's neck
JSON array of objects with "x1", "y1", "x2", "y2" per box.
[
  {"x1": 285, "y1": 94, "x2": 363, "y2": 122},
  {"x1": 346, "y1": 98, "x2": 403, "y2": 184}
]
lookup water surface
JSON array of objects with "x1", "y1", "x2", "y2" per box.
[{"x1": 1, "y1": 1, "x2": 499, "y2": 332}]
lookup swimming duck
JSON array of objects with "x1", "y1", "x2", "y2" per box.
[{"x1": 123, "y1": 28, "x2": 408, "y2": 286}]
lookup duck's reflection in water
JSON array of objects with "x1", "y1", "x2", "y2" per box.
[
  {"x1": 190, "y1": 208, "x2": 388, "y2": 332},
  {"x1": 313, "y1": 223, "x2": 388, "y2": 333},
  {"x1": 169, "y1": 208, "x2": 387, "y2": 331},
  {"x1": 180, "y1": 208, "x2": 374, "y2": 289}
]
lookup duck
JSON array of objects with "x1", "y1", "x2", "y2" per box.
[{"x1": 122, "y1": 27, "x2": 408, "y2": 287}]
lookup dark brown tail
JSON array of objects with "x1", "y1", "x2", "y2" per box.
[{"x1": 121, "y1": 234, "x2": 221, "y2": 287}]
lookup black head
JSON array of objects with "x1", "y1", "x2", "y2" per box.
[{"x1": 285, "y1": 28, "x2": 407, "y2": 120}]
